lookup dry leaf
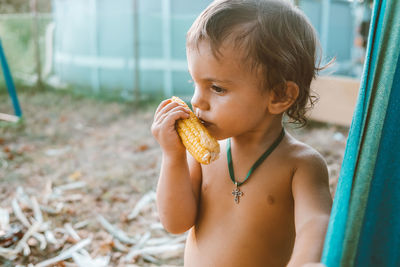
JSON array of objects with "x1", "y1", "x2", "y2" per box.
[
  {"x1": 98, "y1": 240, "x2": 114, "y2": 254},
  {"x1": 66, "y1": 236, "x2": 79, "y2": 244},
  {"x1": 0, "y1": 224, "x2": 23, "y2": 247},
  {"x1": 53, "y1": 261, "x2": 66, "y2": 267},
  {"x1": 68, "y1": 171, "x2": 82, "y2": 181},
  {"x1": 136, "y1": 144, "x2": 149, "y2": 152}
]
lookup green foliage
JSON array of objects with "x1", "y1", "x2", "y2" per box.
[
  {"x1": 0, "y1": 0, "x2": 51, "y2": 14},
  {"x1": 0, "y1": 15, "x2": 53, "y2": 86},
  {"x1": 0, "y1": 116, "x2": 25, "y2": 131}
]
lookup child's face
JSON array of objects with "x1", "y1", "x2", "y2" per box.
[{"x1": 187, "y1": 41, "x2": 273, "y2": 140}]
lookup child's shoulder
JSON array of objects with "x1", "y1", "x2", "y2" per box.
[
  {"x1": 283, "y1": 133, "x2": 332, "y2": 218},
  {"x1": 283, "y1": 133, "x2": 328, "y2": 178}
]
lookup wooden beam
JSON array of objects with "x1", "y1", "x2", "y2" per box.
[
  {"x1": 309, "y1": 76, "x2": 360, "y2": 126},
  {"x1": 0, "y1": 113, "x2": 20, "y2": 123}
]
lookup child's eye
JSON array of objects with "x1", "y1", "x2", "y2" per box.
[{"x1": 211, "y1": 85, "x2": 226, "y2": 94}]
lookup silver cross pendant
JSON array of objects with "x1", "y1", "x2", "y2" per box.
[{"x1": 232, "y1": 182, "x2": 243, "y2": 204}]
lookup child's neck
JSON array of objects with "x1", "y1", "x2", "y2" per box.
[{"x1": 232, "y1": 116, "x2": 284, "y2": 150}]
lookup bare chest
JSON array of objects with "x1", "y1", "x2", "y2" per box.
[
  {"x1": 200, "y1": 155, "x2": 293, "y2": 214},
  {"x1": 184, "y1": 158, "x2": 296, "y2": 267}
]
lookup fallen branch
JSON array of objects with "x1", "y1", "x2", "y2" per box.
[
  {"x1": 35, "y1": 238, "x2": 91, "y2": 267},
  {"x1": 44, "y1": 230, "x2": 58, "y2": 245},
  {"x1": 32, "y1": 232, "x2": 47, "y2": 250},
  {"x1": 64, "y1": 223, "x2": 81, "y2": 241},
  {"x1": 0, "y1": 221, "x2": 41, "y2": 259},
  {"x1": 72, "y1": 250, "x2": 110, "y2": 267},
  {"x1": 124, "y1": 243, "x2": 185, "y2": 262},
  {"x1": 0, "y1": 113, "x2": 19, "y2": 122},
  {"x1": 12, "y1": 198, "x2": 31, "y2": 228},
  {"x1": 97, "y1": 215, "x2": 137, "y2": 245},
  {"x1": 127, "y1": 191, "x2": 156, "y2": 220},
  {"x1": 131, "y1": 231, "x2": 151, "y2": 250},
  {"x1": 146, "y1": 234, "x2": 187, "y2": 246},
  {"x1": 53, "y1": 181, "x2": 87, "y2": 193},
  {"x1": 15, "y1": 221, "x2": 41, "y2": 255},
  {"x1": 0, "y1": 208, "x2": 10, "y2": 231},
  {"x1": 31, "y1": 197, "x2": 43, "y2": 224}
]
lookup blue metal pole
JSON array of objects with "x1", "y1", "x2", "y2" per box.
[{"x1": 0, "y1": 38, "x2": 22, "y2": 117}]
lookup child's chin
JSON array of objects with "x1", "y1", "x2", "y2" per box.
[
  {"x1": 209, "y1": 129, "x2": 226, "y2": 141},
  {"x1": 206, "y1": 127, "x2": 219, "y2": 139}
]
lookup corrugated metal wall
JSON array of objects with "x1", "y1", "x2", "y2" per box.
[
  {"x1": 51, "y1": 0, "x2": 356, "y2": 99},
  {"x1": 52, "y1": 0, "x2": 210, "y2": 99}
]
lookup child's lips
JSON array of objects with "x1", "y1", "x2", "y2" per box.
[
  {"x1": 195, "y1": 110, "x2": 213, "y2": 128},
  {"x1": 199, "y1": 118, "x2": 212, "y2": 128}
]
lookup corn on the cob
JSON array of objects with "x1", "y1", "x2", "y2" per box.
[{"x1": 171, "y1": 96, "x2": 220, "y2": 164}]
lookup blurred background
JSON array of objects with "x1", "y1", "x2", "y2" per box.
[
  {"x1": 0, "y1": 0, "x2": 373, "y2": 266},
  {"x1": 0, "y1": 0, "x2": 372, "y2": 98}
]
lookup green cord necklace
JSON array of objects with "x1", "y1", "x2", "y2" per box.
[{"x1": 227, "y1": 128, "x2": 285, "y2": 204}]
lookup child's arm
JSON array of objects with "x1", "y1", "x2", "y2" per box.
[
  {"x1": 151, "y1": 99, "x2": 202, "y2": 234},
  {"x1": 287, "y1": 152, "x2": 332, "y2": 267}
]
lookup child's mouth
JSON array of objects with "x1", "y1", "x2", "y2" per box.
[
  {"x1": 199, "y1": 118, "x2": 212, "y2": 128},
  {"x1": 196, "y1": 110, "x2": 213, "y2": 128}
]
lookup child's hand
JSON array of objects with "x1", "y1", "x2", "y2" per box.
[{"x1": 151, "y1": 99, "x2": 191, "y2": 157}]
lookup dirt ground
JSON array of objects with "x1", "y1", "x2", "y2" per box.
[{"x1": 0, "y1": 89, "x2": 348, "y2": 266}]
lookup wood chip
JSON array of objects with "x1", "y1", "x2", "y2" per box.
[
  {"x1": 73, "y1": 220, "x2": 90, "y2": 230},
  {"x1": 146, "y1": 234, "x2": 187, "y2": 246},
  {"x1": 11, "y1": 198, "x2": 31, "y2": 228},
  {"x1": 2, "y1": 180, "x2": 184, "y2": 265},
  {"x1": 64, "y1": 223, "x2": 81, "y2": 241},
  {"x1": 72, "y1": 251, "x2": 110, "y2": 267},
  {"x1": 14, "y1": 221, "x2": 41, "y2": 256},
  {"x1": 135, "y1": 231, "x2": 151, "y2": 248},
  {"x1": 0, "y1": 224, "x2": 23, "y2": 248},
  {"x1": 45, "y1": 230, "x2": 58, "y2": 245},
  {"x1": 97, "y1": 215, "x2": 137, "y2": 245},
  {"x1": 0, "y1": 113, "x2": 20, "y2": 122},
  {"x1": 16, "y1": 187, "x2": 32, "y2": 208},
  {"x1": 124, "y1": 243, "x2": 185, "y2": 262},
  {"x1": 112, "y1": 239, "x2": 129, "y2": 253},
  {"x1": 31, "y1": 196, "x2": 43, "y2": 223},
  {"x1": 127, "y1": 191, "x2": 156, "y2": 220},
  {"x1": 32, "y1": 232, "x2": 47, "y2": 250},
  {"x1": 53, "y1": 181, "x2": 87, "y2": 193},
  {"x1": 35, "y1": 238, "x2": 92, "y2": 267},
  {"x1": 0, "y1": 208, "x2": 10, "y2": 232}
]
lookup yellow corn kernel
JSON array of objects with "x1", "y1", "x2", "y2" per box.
[{"x1": 171, "y1": 96, "x2": 220, "y2": 164}]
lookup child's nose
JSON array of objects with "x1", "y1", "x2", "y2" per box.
[{"x1": 191, "y1": 89, "x2": 209, "y2": 111}]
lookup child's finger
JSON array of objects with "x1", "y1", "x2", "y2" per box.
[
  {"x1": 152, "y1": 108, "x2": 189, "y2": 144},
  {"x1": 154, "y1": 99, "x2": 172, "y2": 117},
  {"x1": 155, "y1": 102, "x2": 190, "y2": 122},
  {"x1": 154, "y1": 101, "x2": 180, "y2": 121},
  {"x1": 157, "y1": 106, "x2": 190, "y2": 126},
  {"x1": 162, "y1": 108, "x2": 190, "y2": 128},
  {"x1": 153, "y1": 99, "x2": 173, "y2": 122}
]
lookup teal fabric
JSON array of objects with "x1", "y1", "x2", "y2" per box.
[
  {"x1": 322, "y1": 0, "x2": 400, "y2": 266},
  {"x1": 342, "y1": 0, "x2": 400, "y2": 263},
  {"x1": 356, "y1": 46, "x2": 400, "y2": 267},
  {"x1": 354, "y1": 1, "x2": 400, "y2": 265},
  {"x1": 321, "y1": 0, "x2": 383, "y2": 264}
]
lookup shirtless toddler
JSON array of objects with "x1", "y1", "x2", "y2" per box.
[{"x1": 151, "y1": 0, "x2": 332, "y2": 266}]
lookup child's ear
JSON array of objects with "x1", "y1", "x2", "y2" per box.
[{"x1": 267, "y1": 81, "x2": 299, "y2": 114}]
